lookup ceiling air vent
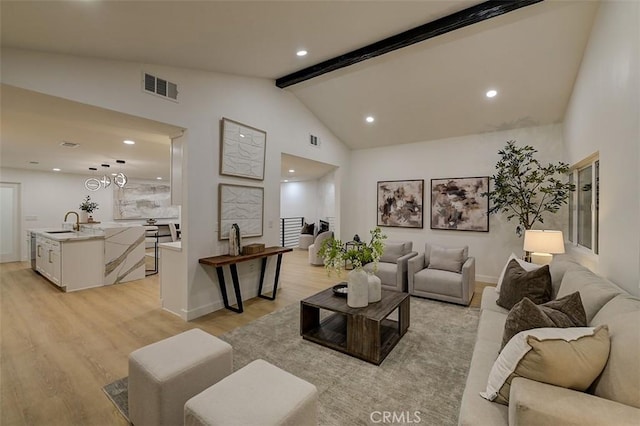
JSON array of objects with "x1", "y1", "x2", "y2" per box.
[
  {"x1": 143, "y1": 72, "x2": 178, "y2": 102},
  {"x1": 60, "y1": 141, "x2": 79, "y2": 148},
  {"x1": 309, "y1": 134, "x2": 321, "y2": 148}
]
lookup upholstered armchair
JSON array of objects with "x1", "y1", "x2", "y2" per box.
[
  {"x1": 298, "y1": 222, "x2": 316, "y2": 250},
  {"x1": 408, "y1": 243, "x2": 475, "y2": 306},
  {"x1": 309, "y1": 231, "x2": 334, "y2": 265},
  {"x1": 363, "y1": 241, "x2": 417, "y2": 292}
]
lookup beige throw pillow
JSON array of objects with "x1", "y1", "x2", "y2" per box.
[
  {"x1": 481, "y1": 325, "x2": 610, "y2": 405},
  {"x1": 427, "y1": 246, "x2": 465, "y2": 273}
]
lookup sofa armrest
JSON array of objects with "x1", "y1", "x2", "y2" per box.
[
  {"x1": 509, "y1": 377, "x2": 640, "y2": 426},
  {"x1": 407, "y1": 254, "x2": 425, "y2": 293},
  {"x1": 460, "y1": 256, "x2": 475, "y2": 305},
  {"x1": 395, "y1": 251, "x2": 418, "y2": 292}
]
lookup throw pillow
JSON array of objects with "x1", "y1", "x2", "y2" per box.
[
  {"x1": 481, "y1": 325, "x2": 610, "y2": 405},
  {"x1": 380, "y1": 242, "x2": 406, "y2": 263},
  {"x1": 300, "y1": 222, "x2": 315, "y2": 235},
  {"x1": 495, "y1": 253, "x2": 541, "y2": 293},
  {"x1": 501, "y1": 292, "x2": 587, "y2": 350},
  {"x1": 496, "y1": 259, "x2": 552, "y2": 310},
  {"x1": 427, "y1": 246, "x2": 466, "y2": 273}
]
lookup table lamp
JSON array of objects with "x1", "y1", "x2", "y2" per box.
[{"x1": 523, "y1": 230, "x2": 565, "y2": 265}]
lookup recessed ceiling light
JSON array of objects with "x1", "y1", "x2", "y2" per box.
[
  {"x1": 123, "y1": 140, "x2": 135, "y2": 145},
  {"x1": 284, "y1": 179, "x2": 289, "y2": 183},
  {"x1": 111, "y1": 173, "x2": 117, "y2": 176},
  {"x1": 296, "y1": 50, "x2": 308, "y2": 57},
  {"x1": 365, "y1": 116, "x2": 375, "y2": 123},
  {"x1": 156, "y1": 177, "x2": 162, "y2": 180},
  {"x1": 239, "y1": 133, "x2": 245, "y2": 138},
  {"x1": 289, "y1": 169, "x2": 295, "y2": 173},
  {"x1": 52, "y1": 168, "x2": 61, "y2": 172},
  {"x1": 486, "y1": 89, "x2": 497, "y2": 98}
]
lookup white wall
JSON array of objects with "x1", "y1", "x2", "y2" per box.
[
  {"x1": 344, "y1": 124, "x2": 566, "y2": 283},
  {"x1": 563, "y1": 0, "x2": 640, "y2": 295},
  {"x1": 318, "y1": 170, "x2": 336, "y2": 224},
  {"x1": 1, "y1": 48, "x2": 351, "y2": 319},
  {"x1": 280, "y1": 180, "x2": 318, "y2": 223}
]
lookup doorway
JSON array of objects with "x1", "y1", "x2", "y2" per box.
[{"x1": 0, "y1": 182, "x2": 21, "y2": 262}]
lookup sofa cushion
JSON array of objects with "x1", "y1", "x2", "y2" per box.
[
  {"x1": 495, "y1": 253, "x2": 541, "y2": 293},
  {"x1": 413, "y1": 268, "x2": 462, "y2": 298},
  {"x1": 480, "y1": 286, "x2": 509, "y2": 314},
  {"x1": 590, "y1": 295, "x2": 640, "y2": 409},
  {"x1": 380, "y1": 241, "x2": 407, "y2": 263},
  {"x1": 557, "y1": 267, "x2": 624, "y2": 323},
  {"x1": 481, "y1": 326, "x2": 610, "y2": 405},
  {"x1": 548, "y1": 256, "x2": 581, "y2": 298},
  {"x1": 427, "y1": 246, "x2": 466, "y2": 273},
  {"x1": 496, "y1": 260, "x2": 552, "y2": 310},
  {"x1": 501, "y1": 292, "x2": 587, "y2": 350},
  {"x1": 424, "y1": 243, "x2": 467, "y2": 266}
]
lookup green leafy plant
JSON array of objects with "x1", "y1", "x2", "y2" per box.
[
  {"x1": 79, "y1": 195, "x2": 99, "y2": 213},
  {"x1": 318, "y1": 227, "x2": 387, "y2": 275},
  {"x1": 483, "y1": 140, "x2": 575, "y2": 236}
]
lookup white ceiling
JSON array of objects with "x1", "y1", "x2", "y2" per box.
[{"x1": 0, "y1": 0, "x2": 598, "y2": 179}]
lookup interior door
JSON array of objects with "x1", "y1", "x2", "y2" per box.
[{"x1": 0, "y1": 182, "x2": 21, "y2": 262}]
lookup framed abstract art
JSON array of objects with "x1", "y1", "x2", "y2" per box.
[
  {"x1": 377, "y1": 179, "x2": 424, "y2": 228},
  {"x1": 430, "y1": 176, "x2": 489, "y2": 232}
]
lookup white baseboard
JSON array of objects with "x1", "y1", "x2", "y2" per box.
[
  {"x1": 183, "y1": 285, "x2": 275, "y2": 321},
  {"x1": 477, "y1": 274, "x2": 497, "y2": 285}
]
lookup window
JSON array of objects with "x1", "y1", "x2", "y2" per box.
[{"x1": 569, "y1": 154, "x2": 599, "y2": 254}]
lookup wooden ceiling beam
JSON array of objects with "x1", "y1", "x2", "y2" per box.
[{"x1": 276, "y1": 0, "x2": 542, "y2": 89}]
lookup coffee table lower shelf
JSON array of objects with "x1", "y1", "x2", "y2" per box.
[{"x1": 301, "y1": 310, "x2": 406, "y2": 365}]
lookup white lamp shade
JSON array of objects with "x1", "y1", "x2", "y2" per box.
[{"x1": 523, "y1": 230, "x2": 565, "y2": 254}]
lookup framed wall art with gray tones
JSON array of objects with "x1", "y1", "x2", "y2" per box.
[
  {"x1": 430, "y1": 176, "x2": 489, "y2": 232},
  {"x1": 220, "y1": 117, "x2": 266, "y2": 180},
  {"x1": 113, "y1": 183, "x2": 179, "y2": 219},
  {"x1": 218, "y1": 183, "x2": 264, "y2": 240},
  {"x1": 377, "y1": 179, "x2": 424, "y2": 228}
]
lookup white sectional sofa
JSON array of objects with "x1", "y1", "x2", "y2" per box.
[{"x1": 459, "y1": 259, "x2": 640, "y2": 425}]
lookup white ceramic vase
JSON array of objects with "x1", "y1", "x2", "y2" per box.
[
  {"x1": 347, "y1": 268, "x2": 369, "y2": 308},
  {"x1": 80, "y1": 211, "x2": 88, "y2": 223},
  {"x1": 367, "y1": 273, "x2": 382, "y2": 303}
]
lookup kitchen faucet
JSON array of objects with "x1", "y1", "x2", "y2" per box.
[{"x1": 64, "y1": 211, "x2": 80, "y2": 231}]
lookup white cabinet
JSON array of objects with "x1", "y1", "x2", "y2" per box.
[{"x1": 34, "y1": 235, "x2": 103, "y2": 291}]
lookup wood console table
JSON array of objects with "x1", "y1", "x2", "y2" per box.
[{"x1": 199, "y1": 246, "x2": 293, "y2": 313}]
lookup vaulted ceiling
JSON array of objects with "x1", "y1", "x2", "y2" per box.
[{"x1": 0, "y1": 1, "x2": 598, "y2": 179}]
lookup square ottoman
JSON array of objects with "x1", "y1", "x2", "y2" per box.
[
  {"x1": 128, "y1": 328, "x2": 233, "y2": 426},
  {"x1": 184, "y1": 359, "x2": 318, "y2": 426}
]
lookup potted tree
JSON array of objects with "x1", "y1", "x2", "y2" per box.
[
  {"x1": 483, "y1": 140, "x2": 574, "y2": 237},
  {"x1": 318, "y1": 227, "x2": 386, "y2": 307}
]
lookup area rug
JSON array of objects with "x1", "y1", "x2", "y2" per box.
[
  {"x1": 102, "y1": 376, "x2": 129, "y2": 421},
  {"x1": 103, "y1": 297, "x2": 479, "y2": 425}
]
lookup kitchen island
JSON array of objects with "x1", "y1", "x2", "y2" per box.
[{"x1": 30, "y1": 223, "x2": 145, "y2": 292}]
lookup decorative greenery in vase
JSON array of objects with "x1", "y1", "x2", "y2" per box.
[
  {"x1": 79, "y1": 195, "x2": 99, "y2": 214},
  {"x1": 318, "y1": 227, "x2": 387, "y2": 275},
  {"x1": 482, "y1": 140, "x2": 575, "y2": 236}
]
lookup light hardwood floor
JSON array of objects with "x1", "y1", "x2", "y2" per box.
[{"x1": 1, "y1": 250, "x2": 489, "y2": 426}]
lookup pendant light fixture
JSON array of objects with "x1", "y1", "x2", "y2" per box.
[
  {"x1": 85, "y1": 167, "x2": 101, "y2": 191},
  {"x1": 100, "y1": 163, "x2": 112, "y2": 189},
  {"x1": 114, "y1": 160, "x2": 128, "y2": 188}
]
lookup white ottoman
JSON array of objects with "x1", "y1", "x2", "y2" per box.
[
  {"x1": 128, "y1": 328, "x2": 233, "y2": 426},
  {"x1": 184, "y1": 359, "x2": 318, "y2": 426}
]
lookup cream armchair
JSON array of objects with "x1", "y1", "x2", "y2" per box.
[
  {"x1": 408, "y1": 243, "x2": 475, "y2": 306},
  {"x1": 308, "y1": 231, "x2": 333, "y2": 265},
  {"x1": 363, "y1": 241, "x2": 417, "y2": 292}
]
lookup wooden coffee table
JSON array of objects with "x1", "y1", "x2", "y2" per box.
[{"x1": 300, "y1": 287, "x2": 410, "y2": 365}]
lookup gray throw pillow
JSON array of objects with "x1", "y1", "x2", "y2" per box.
[
  {"x1": 301, "y1": 222, "x2": 314, "y2": 235},
  {"x1": 380, "y1": 242, "x2": 406, "y2": 263},
  {"x1": 501, "y1": 292, "x2": 587, "y2": 350},
  {"x1": 496, "y1": 259, "x2": 552, "y2": 310},
  {"x1": 427, "y1": 246, "x2": 465, "y2": 273}
]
